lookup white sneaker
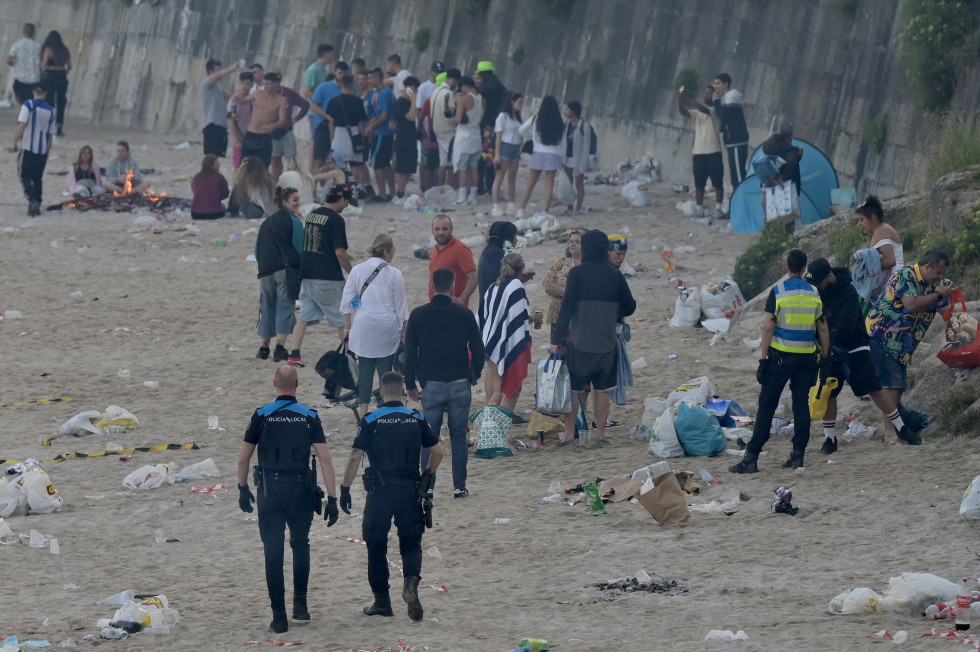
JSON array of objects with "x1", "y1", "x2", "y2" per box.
[
  {"x1": 466, "y1": 196, "x2": 478, "y2": 205},
  {"x1": 454, "y1": 197, "x2": 466, "y2": 205},
  {"x1": 506, "y1": 202, "x2": 515, "y2": 214},
  {"x1": 694, "y1": 205, "x2": 705, "y2": 217},
  {"x1": 491, "y1": 204, "x2": 503, "y2": 217},
  {"x1": 515, "y1": 208, "x2": 526, "y2": 219},
  {"x1": 713, "y1": 205, "x2": 726, "y2": 219}
]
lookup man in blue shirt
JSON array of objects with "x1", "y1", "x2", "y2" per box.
[
  {"x1": 363, "y1": 68, "x2": 396, "y2": 202},
  {"x1": 309, "y1": 61, "x2": 348, "y2": 174},
  {"x1": 9, "y1": 83, "x2": 55, "y2": 217}
]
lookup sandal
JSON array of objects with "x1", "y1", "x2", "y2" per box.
[{"x1": 556, "y1": 439, "x2": 576, "y2": 448}]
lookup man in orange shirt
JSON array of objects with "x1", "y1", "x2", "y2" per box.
[{"x1": 428, "y1": 215, "x2": 478, "y2": 307}]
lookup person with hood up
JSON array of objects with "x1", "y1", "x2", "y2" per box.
[
  {"x1": 761, "y1": 124, "x2": 802, "y2": 194},
  {"x1": 805, "y1": 259, "x2": 919, "y2": 449},
  {"x1": 477, "y1": 221, "x2": 519, "y2": 322},
  {"x1": 548, "y1": 230, "x2": 636, "y2": 446}
]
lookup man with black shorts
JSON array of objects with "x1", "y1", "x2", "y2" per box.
[
  {"x1": 232, "y1": 69, "x2": 288, "y2": 168},
  {"x1": 678, "y1": 86, "x2": 725, "y2": 218},
  {"x1": 309, "y1": 62, "x2": 348, "y2": 174},
  {"x1": 805, "y1": 258, "x2": 923, "y2": 452},
  {"x1": 201, "y1": 58, "x2": 239, "y2": 157},
  {"x1": 326, "y1": 74, "x2": 368, "y2": 183},
  {"x1": 363, "y1": 68, "x2": 396, "y2": 201},
  {"x1": 393, "y1": 76, "x2": 420, "y2": 199},
  {"x1": 288, "y1": 183, "x2": 355, "y2": 369},
  {"x1": 549, "y1": 230, "x2": 636, "y2": 446}
]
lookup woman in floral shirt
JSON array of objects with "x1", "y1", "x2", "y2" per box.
[{"x1": 542, "y1": 230, "x2": 583, "y2": 348}]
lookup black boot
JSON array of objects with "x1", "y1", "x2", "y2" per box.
[
  {"x1": 729, "y1": 452, "x2": 758, "y2": 474},
  {"x1": 362, "y1": 592, "x2": 394, "y2": 617},
  {"x1": 819, "y1": 437, "x2": 838, "y2": 455},
  {"x1": 270, "y1": 608, "x2": 288, "y2": 633},
  {"x1": 292, "y1": 593, "x2": 310, "y2": 621},
  {"x1": 782, "y1": 449, "x2": 805, "y2": 469},
  {"x1": 403, "y1": 576, "x2": 423, "y2": 621}
]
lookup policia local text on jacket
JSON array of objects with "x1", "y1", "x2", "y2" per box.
[{"x1": 731, "y1": 252, "x2": 829, "y2": 474}]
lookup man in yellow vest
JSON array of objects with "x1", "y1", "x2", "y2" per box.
[{"x1": 731, "y1": 249, "x2": 830, "y2": 473}]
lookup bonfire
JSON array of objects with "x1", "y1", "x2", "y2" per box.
[{"x1": 49, "y1": 170, "x2": 188, "y2": 213}]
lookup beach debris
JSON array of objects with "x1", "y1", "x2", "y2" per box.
[
  {"x1": 960, "y1": 476, "x2": 980, "y2": 521},
  {"x1": 122, "y1": 464, "x2": 175, "y2": 490},
  {"x1": 174, "y1": 458, "x2": 220, "y2": 482},
  {"x1": 704, "y1": 630, "x2": 749, "y2": 642},
  {"x1": 843, "y1": 417, "x2": 875, "y2": 438},
  {"x1": 771, "y1": 486, "x2": 797, "y2": 515}
]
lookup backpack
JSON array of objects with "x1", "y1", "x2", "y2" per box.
[
  {"x1": 315, "y1": 341, "x2": 359, "y2": 400},
  {"x1": 588, "y1": 123, "x2": 598, "y2": 155}
]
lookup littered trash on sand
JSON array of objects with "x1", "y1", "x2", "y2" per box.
[
  {"x1": 689, "y1": 488, "x2": 742, "y2": 514},
  {"x1": 122, "y1": 464, "x2": 175, "y2": 490},
  {"x1": 174, "y1": 458, "x2": 221, "y2": 482},
  {"x1": 96, "y1": 406, "x2": 140, "y2": 430},
  {"x1": 3, "y1": 459, "x2": 61, "y2": 515},
  {"x1": 704, "y1": 630, "x2": 749, "y2": 642},
  {"x1": 59, "y1": 411, "x2": 104, "y2": 436},
  {"x1": 843, "y1": 419, "x2": 875, "y2": 438},
  {"x1": 207, "y1": 415, "x2": 225, "y2": 431},
  {"x1": 960, "y1": 475, "x2": 980, "y2": 521}
]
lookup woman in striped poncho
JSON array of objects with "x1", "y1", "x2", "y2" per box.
[{"x1": 481, "y1": 253, "x2": 533, "y2": 409}]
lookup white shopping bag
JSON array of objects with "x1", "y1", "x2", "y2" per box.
[
  {"x1": 765, "y1": 181, "x2": 800, "y2": 223},
  {"x1": 535, "y1": 354, "x2": 572, "y2": 414}
]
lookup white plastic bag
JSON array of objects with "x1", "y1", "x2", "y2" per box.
[
  {"x1": 884, "y1": 572, "x2": 959, "y2": 610},
  {"x1": 22, "y1": 468, "x2": 62, "y2": 514},
  {"x1": 0, "y1": 518, "x2": 14, "y2": 544},
  {"x1": 60, "y1": 411, "x2": 104, "y2": 436},
  {"x1": 960, "y1": 476, "x2": 980, "y2": 521},
  {"x1": 701, "y1": 318, "x2": 730, "y2": 333},
  {"x1": 668, "y1": 290, "x2": 702, "y2": 328},
  {"x1": 648, "y1": 407, "x2": 685, "y2": 458},
  {"x1": 555, "y1": 175, "x2": 576, "y2": 206},
  {"x1": 705, "y1": 630, "x2": 749, "y2": 642},
  {"x1": 97, "y1": 405, "x2": 140, "y2": 430},
  {"x1": 174, "y1": 459, "x2": 221, "y2": 482},
  {"x1": 123, "y1": 464, "x2": 175, "y2": 490},
  {"x1": 701, "y1": 280, "x2": 746, "y2": 319},
  {"x1": 0, "y1": 478, "x2": 27, "y2": 519},
  {"x1": 622, "y1": 181, "x2": 652, "y2": 207},
  {"x1": 666, "y1": 376, "x2": 715, "y2": 408},
  {"x1": 827, "y1": 587, "x2": 883, "y2": 614}
]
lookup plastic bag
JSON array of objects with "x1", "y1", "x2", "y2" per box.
[
  {"x1": 555, "y1": 175, "x2": 576, "y2": 206},
  {"x1": 648, "y1": 407, "x2": 685, "y2": 458},
  {"x1": 884, "y1": 572, "x2": 959, "y2": 611},
  {"x1": 960, "y1": 476, "x2": 980, "y2": 521},
  {"x1": 701, "y1": 280, "x2": 745, "y2": 319},
  {"x1": 470, "y1": 406, "x2": 513, "y2": 459},
  {"x1": 668, "y1": 289, "x2": 701, "y2": 328},
  {"x1": 827, "y1": 587, "x2": 882, "y2": 614},
  {"x1": 621, "y1": 181, "x2": 651, "y2": 207},
  {"x1": 97, "y1": 406, "x2": 140, "y2": 430},
  {"x1": 666, "y1": 376, "x2": 715, "y2": 408},
  {"x1": 0, "y1": 478, "x2": 27, "y2": 519},
  {"x1": 21, "y1": 468, "x2": 62, "y2": 514},
  {"x1": 674, "y1": 401, "x2": 727, "y2": 457},
  {"x1": 60, "y1": 410, "x2": 104, "y2": 436},
  {"x1": 174, "y1": 458, "x2": 221, "y2": 482},
  {"x1": 123, "y1": 464, "x2": 175, "y2": 490},
  {"x1": 535, "y1": 354, "x2": 572, "y2": 414}
]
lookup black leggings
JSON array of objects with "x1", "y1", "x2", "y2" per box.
[{"x1": 43, "y1": 71, "x2": 68, "y2": 126}]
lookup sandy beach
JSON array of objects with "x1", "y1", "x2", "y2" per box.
[{"x1": 1, "y1": 117, "x2": 979, "y2": 652}]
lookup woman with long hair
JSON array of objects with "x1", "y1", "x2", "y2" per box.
[
  {"x1": 232, "y1": 156, "x2": 275, "y2": 218},
  {"x1": 190, "y1": 154, "x2": 230, "y2": 220},
  {"x1": 491, "y1": 92, "x2": 524, "y2": 216},
  {"x1": 40, "y1": 30, "x2": 71, "y2": 136},
  {"x1": 543, "y1": 229, "x2": 583, "y2": 348},
  {"x1": 64, "y1": 145, "x2": 105, "y2": 198},
  {"x1": 562, "y1": 100, "x2": 591, "y2": 213},
  {"x1": 856, "y1": 194, "x2": 903, "y2": 300},
  {"x1": 254, "y1": 187, "x2": 304, "y2": 362},
  {"x1": 481, "y1": 252, "x2": 533, "y2": 409},
  {"x1": 516, "y1": 95, "x2": 564, "y2": 219},
  {"x1": 341, "y1": 234, "x2": 409, "y2": 417}
]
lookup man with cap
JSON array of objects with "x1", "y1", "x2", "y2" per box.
[
  {"x1": 232, "y1": 68, "x2": 289, "y2": 168},
  {"x1": 9, "y1": 83, "x2": 55, "y2": 217},
  {"x1": 417, "y1": 61, "x2": 443, "y2": 118},
  {"x1": 804, "y1": 258, "x2": 916, "y2": 452},
  {"x1": 288, "y1": 182, "x2": 357, "y2": 369},
  {"x1": 430, "y1": 69, "x2": 461, "y2": 187},
  {"x1": 201, "y1": 58, "x2": 240, "y2": 157},
  {"x1": 475, "y1": 61, "x2": 506, "y2": 195}
]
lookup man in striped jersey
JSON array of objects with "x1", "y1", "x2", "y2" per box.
[{"x1": 9, "y1": 83, "x2": 55, "y2": 217}]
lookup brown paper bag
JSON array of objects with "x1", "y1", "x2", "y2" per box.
[
  {"x1": 636, "y1": 473, "x2": 691, "y2": 527},
  {"x1": 527, "y1": 410, "x2": 565, "y2": 439},
  {"x1": 673, "y1": 471, "x2": 701, "y2": 494},
  {"x1": 598, "y1": 477, "x2": 643, "y2": 503}
]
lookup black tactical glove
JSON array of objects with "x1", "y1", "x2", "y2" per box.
[
  {"x1": 756, "y1": 359, "x2": 769, "y2": 385},
  {"x1": 324, "y1": 496, "x2": 339, "y2": 526},
  {"x1": 818, "y1": 355, "x2": 834, "y2": 380},
  {"x1": 238, "y1": 485, "x2": 255, "y2": 513},
  {"x1": 339, "y1": 486, "x2": 352, "y2": 514}
]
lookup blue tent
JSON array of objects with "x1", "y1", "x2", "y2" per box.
[{"x1": 731, "y1": 138, "x2": 839, "y2": 233}]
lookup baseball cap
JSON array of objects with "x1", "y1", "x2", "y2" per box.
[
  {"x1": 264, "y1": 67, "x2": 283, "y2": 81},
  {"x1": 804, "y1": 258, "x2": 832, "y2": 285},
  {"x1": 326, "y1": 182, "x2": 358, "y2": 207},
  {"x1": 431, "y1": 61, "x2": 445, "y2": 73},
  {"x1": 33, "y1": 82, "x2": 47, "y2": 93},
  {"x1": 608, "y1": 234, "x2": 628, "y2": 251},
  {"x1": 475, "y1": 60, "x2": 495, "y2": 74}
]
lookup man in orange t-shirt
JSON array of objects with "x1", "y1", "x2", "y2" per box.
[{"x1": 428, "y1": 215, "x2": 478, "y2": 307}]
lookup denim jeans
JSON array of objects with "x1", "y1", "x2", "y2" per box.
[
  {"x1": 420, "y1": 379, "x2": 472, "y2": 491},
  {"x1": 257, "y1": 269, "x2": 296, "y2": 338}
]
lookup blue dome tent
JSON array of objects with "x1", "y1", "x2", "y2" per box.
[{"x1": 730, "y1": 138, "x2": 839, "y2": 233}]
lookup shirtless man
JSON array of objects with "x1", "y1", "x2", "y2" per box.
[{"x1": 232, "y1": 69, "x2": 288, "y2": 168}]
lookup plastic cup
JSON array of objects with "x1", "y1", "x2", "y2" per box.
[{"x1": 578, "y1": 429, "x2": 592, "y2": 449}]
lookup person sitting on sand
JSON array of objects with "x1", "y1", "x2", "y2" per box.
[
  {"x1": 190, "y1": 154, "x2": 229, "y2": 220},
  {"x1": 103, "y1": 141, "x2": 150, "y2": 193},
  {"x1": 64, "y1": 145, "x2": 105, "y2": 198}
]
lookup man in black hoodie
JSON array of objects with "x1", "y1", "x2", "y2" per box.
[
  {"x1": 805, "y1": 259, "x2": 915, "y2": 451},
  {"x1": 710, "y1": 72, "x2": 749, "y2": 189},
  {"x1": 549, "y1": 230, "x2": 636, "y2": 445}
]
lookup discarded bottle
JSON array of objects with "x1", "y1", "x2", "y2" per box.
[
  {"x1": 699, "y1": 469, "x2": 720, "y2": 486},
  {"x1": 518, "y1": 637, "x2": 550, "y2": 651},
  {"x1": 99, "y1": 627, "x2": 128, "y2": 640},
  {"x1": 537, "y1": 429, "x2": 545, "y2": 445},
  {"x1": 212, "y1": 239, "x2": 227, "y2": 247},
  {"x1": 95, "y1": 589, "x2": 134, "y2": 606},
  {"x1": 957, "y1": 578, "x2": 972, "y2": 631},
  {"x1": 540, "y1": 493, "x2": 564, "y2": 504}
]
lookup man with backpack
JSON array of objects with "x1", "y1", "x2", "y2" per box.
[{"x1": 562, "y1": 100, "x2": 595, "y2": 213}]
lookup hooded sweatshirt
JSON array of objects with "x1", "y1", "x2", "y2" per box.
[
  {"x1": 713, "y1": 88, "x2": 748, "y2": 147},
  {"x1": 477, "y1": 221, "x2": 519, "y2": 318},
  {"x1": 551, "y1": 230, "x2": 636, "y2": 354},
  {"x1": 818, "y1": 267, "x2": 870, "y2": 351}
]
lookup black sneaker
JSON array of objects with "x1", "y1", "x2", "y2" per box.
[
  {"x1": 729, "y1": 458, "x2": 758, "y2": 474},
  {"x1": 819, "y1": 438, "x2": 838, "y2": 455},
  {"x1": 256, "y1": 346, "x2": 271, "y2": 360},
  {"x1": 897, "y1": 426, "x2": 922, "y2": 446},
  {"x1": 453, "y1": 488, "x2": 468, "y2": 499},
  {"x1": 273, "y1": 344, "x2": 289, "y2": 362},
  {"x1": 270, "y1": 611, "x2": 288, "y2": 633},
  {"x1": 781, "y1": 452, "x2": 805, "y2": 469}
]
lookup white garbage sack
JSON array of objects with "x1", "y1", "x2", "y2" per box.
[
  {"x1": 0, "y1": 478, "x2": 27, "y2": 518},
  {"x1": 123, "y1": 464, "x2": 175, "y2": 490},
  {"x1": 174, "y1": 458, "x2": 221, "y2": 482},
  {"x1": 97, "y1": 406, "x2": 140, "y2": 430},
  {"x1": 555, "y1": 175, "x2": 576, "y2": 206},
  {"x1": 648, "y1": 407, "x2": 685, "y2": 458},
  {"x1": 700, "y1": 279, "x2": 746, "y2": 319},
  {"x1": 827, "y1": 587, "x2": 883, "y2": 614},
  {"x1": 422, "y1": 185, "x2": 455, "y2": 209},
  {"x1": 60, "y1": 411, "x2": 104, "y2": 436},
  {"x1": 668, "y1": 289, "x2": 701, "y2": 328},
  {"x1": 883, "y1": 572, "x2": 959, "y2": 611},
  {"x1": 960, "y1": 475, "x2": 980, "y2": 521},
  {"x1": 622, "y1": 181, "x2": 652, "y2": 207},
  {"x1": 22, "y1": 468, "x2": 62, "y2": 514},
  {"x1": 701, "y1": 318, "x2": 730, "y2": 333},
  {"x1": 666, "y1": 376, "x2": 715, "y2": 407}
]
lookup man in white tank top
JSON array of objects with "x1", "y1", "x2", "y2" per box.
[{"x1": 452, "y1": 77, "x2": 485, "y2": 205}]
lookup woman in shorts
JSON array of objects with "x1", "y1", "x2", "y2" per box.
[{"x1": 491, "y1": 92, "x2": 524, "y2": 216}]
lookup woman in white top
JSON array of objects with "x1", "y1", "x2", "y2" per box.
[
  {"x1": 516, "y1": 95, "x2": 564, "y2": 219},
  {"x1": 491, "y1": 92, "x2": 524, "y2": 216},
  {"x1": 452, "y1": 76, "x2": 486, "y2": 205},
  {"x1": 856, "y1": 194, "x2": 903, "y2": 298},
  {"x1": 341, "y1": 233, "x2": 409, "y2": 417}
]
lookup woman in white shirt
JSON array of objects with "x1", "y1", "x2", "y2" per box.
[
  {"x1": 341, "y1": 234, "x2": 409, "y2": 417},
  {"x1": 516, "y1": 95, "x2": 564, "y2": 219},
  {"x1": 856, "y1": 194, "x2": 903, "y2": 299},
  {"x1": 491, "y1": 92, "x2": 524, "y2": 216}
]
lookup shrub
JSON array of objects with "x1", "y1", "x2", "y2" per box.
[
  {"x1": 865, "y1": 112, "x2": 888, "y2": 153},
  {"x1": 925, "y1": 113, "x2": 980, "y2": 185},
  {"x1": 673, "y1": 68, "x2": 701, "y2": 94},
  {"x1": 900, "y1": 0, "x2": 977, "y2": 112},
  {"x1": 733, "y1": 229, "x2": 799, "y2": 300},
  {"x1": 413, "y1": 28, "x2": 430, "y2": 53},
  {"x1": 952, "y1": 203, "x2": 980, "y2": 267},
  {"x1": 510, "y1": 43, "x2": 525, "y2": 66},
  {"x1": 826, "y1": 222, "x2": 866, "y2": 266}
]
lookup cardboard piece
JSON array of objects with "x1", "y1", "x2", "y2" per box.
[
  {"x1": 598, "y1": 477, "x2": 643, "y2": 503},
  {"x1": 636, "y1": 473, "x2": 691, "y2": 527}
]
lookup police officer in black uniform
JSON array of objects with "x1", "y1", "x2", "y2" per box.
[
  {"x1": 238, "y1": 365, "x2": 340, "y2": 633},
  {"x1": 339, "y1": 371, "x2": 443, "y2": 621}
]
